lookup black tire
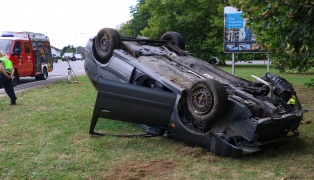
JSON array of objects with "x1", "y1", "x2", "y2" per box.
[
  {"x1": 209, "y1": 60, "x2": 216, "y2": 65},
  {"x1": 12, "y1": 71, "x2": 19, "y2": 87},
  {"x1": 160, "y1": 31, "x2": 185, "y2": 50},
  {"x1": 95, "y1": 28, "x2": 121, "y2": 64},
  {"x1": 187, "y1": 79, "x2": 227, "y2": 130},
  {"x1": 35, "y1": 68, "x2": 48, "y2": 80}
]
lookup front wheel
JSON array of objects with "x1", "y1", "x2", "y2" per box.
[
  {"x1": 187, "y1": 79, "x2": 227, "y2": 131},
  {"x1": 12, "y1": 71, "x2": 19, "y2": 87}
]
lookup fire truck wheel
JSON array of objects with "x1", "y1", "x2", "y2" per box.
[
  {"x1": 35, "y1": 68, "x2": 48, "y2": 80},
  {"x1": 12, "y1": 72, "x2": 19, "y2": 87}
]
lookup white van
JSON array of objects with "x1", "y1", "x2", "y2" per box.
[{"x1": 74, "y1": 54, "x2": 83, "y2": 60}]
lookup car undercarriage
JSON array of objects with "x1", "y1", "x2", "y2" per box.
[{"x1": 84, "y1": 28, "x2": 303, "y2": 157}]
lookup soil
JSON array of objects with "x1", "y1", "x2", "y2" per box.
[{"x1": 103, "y1": 160, "x2": 179, "y2": 180}]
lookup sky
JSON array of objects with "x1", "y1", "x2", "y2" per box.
[{"x1": 0, "y1": 0, "x2": 138, "y2": 49}]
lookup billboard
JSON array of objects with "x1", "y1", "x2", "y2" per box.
[{"x1": 224, "y1": 6, "x2": 262, "y2": 53}]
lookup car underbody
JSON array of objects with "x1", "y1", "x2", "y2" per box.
[{"x1": 84, "y1": 28, "x2": 303, "y2": 157}]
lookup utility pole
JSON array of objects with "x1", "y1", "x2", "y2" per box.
[{"x1": 76, "y1": 32, "x2": 83, "y2": 54}]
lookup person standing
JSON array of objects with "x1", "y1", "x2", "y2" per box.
[{"x1": 0, "y1": 51, "x2": 17, "y2": 105}]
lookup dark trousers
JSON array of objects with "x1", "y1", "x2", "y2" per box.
[{"x1": 0, "y1": 74, "x2": 16, "y2": 101}]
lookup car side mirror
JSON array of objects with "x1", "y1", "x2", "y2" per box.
[{"x1": 13, "y1": 48, "x2": 21, "y2": 56}]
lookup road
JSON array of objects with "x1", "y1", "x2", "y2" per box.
[
  {"x1": 225, "y1": 60, "x2": 271, "y2": 65},
  {"x1": 0, "y1": 60, "x2": 86, "y2": 95}
]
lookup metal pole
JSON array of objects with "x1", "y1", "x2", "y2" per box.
[
  {"x1": 76, "y1": 33, "x2": 83, "y2": 55},
  {"x1": 232, "y1": 53, "x2": 235, "y2": 75},
  {"x1": 267, "y1": 56, "x2": 271, "y2": 72},
  {"x1": 75, "y1": 33, "x2": 77, "y2": 54}
]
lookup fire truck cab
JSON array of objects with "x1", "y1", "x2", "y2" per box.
[{"x1": 0, "y1": 31, "x2": 53, "y2": 86}]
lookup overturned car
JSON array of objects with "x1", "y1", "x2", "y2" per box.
[{"x1": 84, "y1": 28, "x2": 303, "y2": 157}]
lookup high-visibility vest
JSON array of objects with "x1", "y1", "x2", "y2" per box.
[{"x1": 0, "y1": 57, "x2": 13, "y2": 74}]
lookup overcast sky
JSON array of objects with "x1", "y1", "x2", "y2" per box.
[{"x1": 0, "y1": 0, "x2": 137, "y2": 49}]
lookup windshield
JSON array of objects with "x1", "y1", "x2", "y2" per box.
[{"x1": 0, "y1": 39, "x2": 12, "y2": 54}]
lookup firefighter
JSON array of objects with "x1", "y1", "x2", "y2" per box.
[{"x1": 0, "y1": 50, "x2": 17, "y2": 105}]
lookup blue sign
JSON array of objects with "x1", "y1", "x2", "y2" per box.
[
  {"x1": 226, "y1": 13, "x2": 243, "y2": 29},
  {"x1": 224, "y1": 7, "x2": 263, "y2": 53}
]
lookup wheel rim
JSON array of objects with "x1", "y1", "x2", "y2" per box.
[
  {"x1": 99, "y1": 33, "x2": 110, "y2": 53},
  {"x1": 191, "y1": 87, "x2": 213, "y2": 114}
]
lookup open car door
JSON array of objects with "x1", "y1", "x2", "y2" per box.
[{"x1": 89, "y1": 78, "x2": 177, "y2": 134}]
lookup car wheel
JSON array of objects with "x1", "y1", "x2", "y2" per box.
[
  {"x1": 209, "y1": 59, "x2": 216, "y2": 64},
  {"x1": 187, "y1": 79, "x2": 227, "y2": 131},
  {"x1": 12, "y1": 71, "x2": 19, "y2": 87},
  {"x1": 160, "y1": 31, "x2": 185, "y2": 50},
  {"x1": 95, "y1": 28, "x2": 121, "y2": 64},
  {"x1": 35, "y1": 68, "x2": 48, "y2": 80},
  {"x1": 42, "y1": 68, "x2": 48, "y2": 80}
]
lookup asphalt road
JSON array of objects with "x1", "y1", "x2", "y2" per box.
[
  {"x1": 225, "y1": 60, "x2": 271, "y2": 65},
  {"x1": 0, "y1": 60, "x2": 86, "y2": 95}
]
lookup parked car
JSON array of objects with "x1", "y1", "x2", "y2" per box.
[
  {"x1": 84, "y1": 28, "x2": 303, "y2": 157},
  {"x1": 52, "y1": 54, "x2": 58, "y2": 63},
  {"x1": 62, "y1": 53, "x2": 76, "y2": 61},
  {"x1": 74, "y1": 54, "x2": 83, "y2": 60}
]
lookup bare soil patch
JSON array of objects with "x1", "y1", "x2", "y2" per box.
[{"x1": 102, "y1": 160, "x2": 179, "y2": 180}]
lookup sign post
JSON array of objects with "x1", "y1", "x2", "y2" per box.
[
  {"x1": 224, "y1": 6, "x2": 268, "y2": 75},
  {"x1": 224, "y1": 7, "x2": 262, "y2": 54}
]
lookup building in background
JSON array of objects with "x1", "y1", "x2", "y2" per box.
[{"x1": 51, "y1": 46, "x2": 61, "y2": 57}]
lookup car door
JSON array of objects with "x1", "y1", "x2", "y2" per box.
[
  {"x1": 22, "y1": 41, "x2": 33, "y2": 73},
  {"x1": 93, "y1": 78, "x2": 177, "y2": 127},
  {"x1": 11, "y1": 41, "x2": 25, "y2": 75}
]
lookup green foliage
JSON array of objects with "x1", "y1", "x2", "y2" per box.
[
  {"x1": 229, "y1": 0, "x2": 314, "y2": 75},
  {"x1": 140, "y1": 0, "x2": 230, "y2": 61},
  {"x1": 118, "y1": 0, "x2": 150, "y2": 37},
  {"x1": 61, "y1": 45, "x2": 75, "y2": 56},
  {"x1": 119, "y1": 0, "x2": 230, "y2": 62}
]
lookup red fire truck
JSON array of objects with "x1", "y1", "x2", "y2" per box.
[{"x1": 0, "y1": 31, "x2": 53, "y2": 86}]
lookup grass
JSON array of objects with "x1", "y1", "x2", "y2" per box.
[
  {"x1": 0, "y1": 66, "x2": 313, "y2": 179},
  {"x1": 219, "y1": 64, "x2": 314, "y2": 86}
]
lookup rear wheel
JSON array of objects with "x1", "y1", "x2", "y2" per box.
[
  {"x1": 94, "y1": 28, "x2": 121, "y2": 64},
  {"x1": 35, "y1": 68, "x2": 48, "y2": 80},
  {"x1": 160, "y1": 31, "x2": 185, "y2": 50},
  {"x1": 209, "y1": 59, "x2": 216, "y2": 64}
]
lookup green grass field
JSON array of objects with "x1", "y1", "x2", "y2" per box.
[{"x1": 0, "y1": 65, "x2": 313, "y2": 179}]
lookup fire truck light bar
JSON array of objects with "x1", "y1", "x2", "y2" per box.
[{"x1": 1, "y1": 34, "x2": 14, "y2": 37}]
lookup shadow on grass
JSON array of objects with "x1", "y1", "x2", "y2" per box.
[{"x1": 244, "y1": 137, "x2": 313, "y2": 160}]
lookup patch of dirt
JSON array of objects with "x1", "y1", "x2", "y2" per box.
[
  {"x1": 102, "y1": 160, "x2": 179, "y2": 180},
  {"x1": 179, "y1": 146, "x2": 220, "y2": 162}
]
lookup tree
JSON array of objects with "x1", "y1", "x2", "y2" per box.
[
  {"x1": 230, "y1": 0, "x2": 314, "y2": 87},
  {"x1": 118, "y1": 0, "x2": 150, "y2": 37},
  {"x1": 61, "y1": 45, "x2": 75, "y2": 56},
  {"x1": 139, "y1": 0, "x2": 230, "y2": 61},
  {"x1": 229, "y1": 0, "x2": 314, "y2": 74}
]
